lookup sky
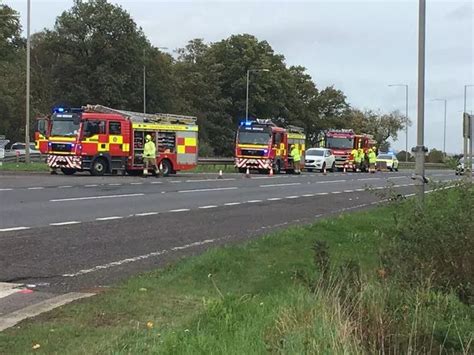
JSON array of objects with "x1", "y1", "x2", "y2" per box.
[{"x1": 4, "y1": 0, "x2": 473, "y2": 154}]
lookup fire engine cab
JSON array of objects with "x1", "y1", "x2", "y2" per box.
[
  {"x1": 234, "y1": 119, "x2": 305, "y2": 174},
  {"x1": 35, "y1": 105, "x2": 198, "y2": 176}
]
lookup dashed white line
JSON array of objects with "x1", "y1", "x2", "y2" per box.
[
  {"x1": 247, "y1": 200, "x2": 263, "y2": 203},
  {"x1": 199, "y1": 205, "x2": 218, "y2": 209},
  {"x1": 357, "y1": 178, "x2": 380, "y2": 181},
  {"x1": 151, "y1": 181, "x2": 162, "y2": 184},
  {"x1": 58, "y1": 185, "x2": 73, "y2": 189},
  {"x1": 332, "y1": 191, "x2": 342, "y2": 194},
  {"x1": 344, "y1": 190, "x2": 354, "y2": 193},
  {"x1": 49, "y1": 221, "x2": 81, "y2": 226},
  {"x1": 316, "y1": 180, "x2": 345, "y2": 184},
  {"x1": 27, "y1": 187, "x2": 44, "y2": 190},
  {"x1": 85, "y1": 184, "x2": 98, "y2": 187},
  {"x1": 96, "y1": 216, "x2": 123, "y2": 221},
  {"x1": 260, "y1": 182, "x2": 301, "y2": 188},
  {"x1": 0, "y1": 227, "x2": 30, "y2": 232},
  {"x1": 285, "y1": 196, "x2": 299, "y2": 199},
  {"x1": 108, "y1": 183, "x2": 121, "y2": 186},
  {"x1": 178, "y1": 187, "x2": 238, "y2": 193},
  {"x1": 355, "y1": 188, "x2": 365, "y2": 192},
  {"x1": 187, "y1": 178, "x2": 236, "y2": 182},
  {"x1": 0, "y1": 188, "x2": 13, "y2": 191},
  {"x1": 130, "y1": 182, "x2": 143, "y2": 185},
  {"x1": 316, "y1": 192, "x2": 329, "y2": 195},
  {"x1": 134, "y1": 212, "x2": 159, "y2": 216},
  {"x1": 267, "y1": 197, "x2": 282, "y2": 201},
  {"x1": 170, "y1": 180, "x2": 183, "y2": 184},
  {"x1": 50, "y1": 193, "x2": 144, "y2": 202},
  {"x1": 224, "y1": 202, "x2": 241, "y2": 206},
  {"x1": 302, "y1": 194, "x2": 314, "y2": 197},
  {"x1": 169, "y1": 208, "x2": 190, "y2": 213}
]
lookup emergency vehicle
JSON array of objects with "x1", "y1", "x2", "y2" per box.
[
  {"x1": 319, "y1": 129, "x2": 377, "y2": 171},
  {"x1": 234, "y1": 119, "x2": 305, "y2": 174},
  {"x1": 35, "y1": 105, "x2": 198, "y2": 176}
]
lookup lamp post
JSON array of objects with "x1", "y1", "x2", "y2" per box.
[
  {"x1": 143, "y1": 46, "x2": 168, "y2": 113},
  {"x1": 432, "y1": 98, "x2": 447, "y2": 154},
  {"x1": 388, "y1": 84, "x2": 409, "y2": 161},
  {"x1": 245, "y1": 68, "x2": 270, "y2": 121}
]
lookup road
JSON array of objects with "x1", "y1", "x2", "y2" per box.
[{"x1": 0, "y1": 169, "x2": 458, "y2": 330}]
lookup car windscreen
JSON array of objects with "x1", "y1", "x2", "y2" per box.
[
  {"x1": 51, "y1": 118, "x2": 79, "y2": 137},
  {"x1": 377, "y1": 155, "x2": 393, "y2": 160},
  {"x1": 306, "y1": 149, "x2": 324, "y2": 157},
  {"x1": 326, "y1": 137, "x2": 353, "y2": 149}
]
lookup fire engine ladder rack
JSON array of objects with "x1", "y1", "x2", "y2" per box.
[
  {"x1": 83, "y1": 104, "x2": 197, "y2": 126},
  {"x1": 286, "y1": 125, "x2": 305, "y2": 134}
]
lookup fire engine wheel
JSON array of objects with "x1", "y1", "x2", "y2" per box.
[
  {"x1": 61, "y1": 168, "x2": 76, "y2": 175},
  {"x1": 238, "y1": 168, "x2": 246, "y2": 174},
  {"x1": 160, "y1": 159, "x2": 172, "y2": 177},
  {"x1": 91, "y1": 158, "x2": 108, "y2": 176},
  {"x1": 274, "y1": 160, "x2": 282, "y2": 174}
]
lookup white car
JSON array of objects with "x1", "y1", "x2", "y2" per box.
[
  {"x1": 455, "y1": 157, "x2": 474, "y2": 175},
  {"x1": 304, "y1": 148, "x2": 336, "y2": 172},
  {"x1": 7, "y1": 142, "x2": 40, "y2": 156}
]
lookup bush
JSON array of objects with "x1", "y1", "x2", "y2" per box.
[{"x1": 382, "y1": 182, "x2": 474, "y2": 304}]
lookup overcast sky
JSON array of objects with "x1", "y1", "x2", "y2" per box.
[{"x1": 4, "y1": 0, "x2": 473, "y2": 153}]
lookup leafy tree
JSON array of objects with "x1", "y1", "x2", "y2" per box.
[{"x1": 427, "y1": 148, "x2": 444, "y2": 163}]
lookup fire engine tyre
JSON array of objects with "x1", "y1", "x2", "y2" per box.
[
  {"x1": 274, "y1": 160, "x2": 282, "y2": 174},
  {"x1": 61, "y1": 168, "x2": 76, "y2": 175},
  {"x1": 160, "y1": 159, "x2": 172, "y2": 177},
  {"x1": 90, "y1": 158, "x2": 108, "y2": 176},
  {"x1": 238, "y1": 168, "x2": 246, "y2": 174}
]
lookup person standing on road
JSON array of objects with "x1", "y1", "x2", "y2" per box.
[
  {"x1": 358, "y1": 148, "x2": 365, "y2": 172},
  {"x1": 368, "y1": 148, "x2": 377, "y2": 173},
  {"x1": 351, "y1": 148, "x2": 360, "y2": 172},
  {"x1": 290, "y1": 144, "x2": 301, "y2": 174},
  {"x1": 143, "y1": 134, "x2": 159, "y2": 178}
]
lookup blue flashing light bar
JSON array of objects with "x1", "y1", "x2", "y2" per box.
[{"x1": 52, "y1": 107, "x2": 83, "y2": 114}]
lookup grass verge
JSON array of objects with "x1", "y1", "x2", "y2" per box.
[
  {"x1": 0, "y1": 162, "x2": 49, "y2": 172},
  {"x1": 0, "y1": 187, "x2": 472, "y2": 354}
]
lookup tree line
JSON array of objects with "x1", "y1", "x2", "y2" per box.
[{"x1": 0, "y1": 0, "x2": 407, "y2": 156}]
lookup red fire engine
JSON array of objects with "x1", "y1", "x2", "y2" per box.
[
  {"x1": 35, "y1": 105, "x2": 198, "y2": 176},
  {"x1": 319, "y1": 129, "x2": 376, "y2": 171},
  {"x1": 234, "y1": 119, "x2": 306, "y2": 174}
]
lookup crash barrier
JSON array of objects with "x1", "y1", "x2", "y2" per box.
[{"x1": 1, "y1": 153, "x2": 45, "y2": 163}]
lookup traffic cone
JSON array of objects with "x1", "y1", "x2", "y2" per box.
[
  {"x1": 269, "y1": 167, "x2": 274, "y2": 176},
  {"x1": 245, "y1": 167, "x2": 250, "y2": 178},
  {"x1": 159, "y1": 163, "x2": 163, "y2": 177},
  {"x1": 323, "y1": 166, "x2": 327, "y2": 175},
  {"x1": 218, "y1": 170, "x2": 223, "y2": 179},
  {"x1": 343, "y1": 165, "x2": 347, "y2": 174}
]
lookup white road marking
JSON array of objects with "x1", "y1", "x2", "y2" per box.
[
  {"x1": 108, "y1": 183, "x2": 121, "y2": 186},
  {"x1": 150, "y1": 181, "x2": 162, "y2": 184},
  {"x1": 302, "y1": 194, "x2": 314, "y2": 197},
  {"x1": 355, "y1": 188, "x2": 365, "y2": 192},
  {"x1": 316, "y1": 180, "x2": 345, "y2": 184},
  {"x1": 316, "y1": 192, "x2": 329, "y2": 195},
  {"x1": 332, "y1": 191, "x2": 342, "y2": 194},
  {"x1": 62, "y1": 239, "x2": 216, "y2": 277},
  {"x1": 169, "y1": 208, "x2": 190, "y2": 212},
  {"x1": 58, "y1": 185, "x2": 73, "y2": 188},
  {"x1": 0, "y1": 282, "x2": 24, "y2": 299},
  {"x1": 49, "y1": 221, "x2": 81, "y2": 226},
  {"x1": 285, "y1": 196, "x2": 299, "y2": 199},
  {"x1": 224, "y1": 202, "x2": 241, "y2": 206},
  {"x1": 178, "y1": 187, "x2": 238, "y2": 193},
  {"x1": 0, "y1": 227, "x2": 30, "y2": 232},
  {"x1": 170, "y1": 180, "x2": 182, "y2": 183},
  {"x1": 267, "y1": 197, "x2": 282, "y2": 201},
  {"x1": 27, "y1": 187, "x2": 44, "y2": 190},
  {"x1": 199, "y1": 205, "x2": 218, "y2": 209},
  {"x1": 187, "y1": 178, "x2": 235, "y2": 182},
  {"x1": 85, "y1": 184, "x2": 98, "y2": 187},
  {"x1": 388, "y1": 176, "x2": 406, "y2": 180},
  {"x1": 247, "y1": 200, "x2": 263, "y2": 203},
  {"x1": 130, "y1": 182, "x2": 143, "y2": 185},
  {"x1": 357, "y1": 178, "x2": 380, "y2": 181},
  {"x1": 96, "y1": 216, "x2": 123, "y2": 221},
  {"x1": 50, "y1": 193, "x2": 144, "y2": 202},
  {"x1": 0, "y1": 188, "x2": 13, "y2": 191},
  {"x1": 135, "y1": 212, "x2": 159, "y2": 216},
  {"x1": 344, "y1": 190, "x2": 354, "y2": 193},
  {"x1": 260, "y1": 182, "x2": 301, "y2": 188}
]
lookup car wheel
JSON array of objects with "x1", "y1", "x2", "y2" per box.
[
  {"x1": 320, "y1": 162, "x2": 326, "y2": 173},
  {"x1": 330, "y1": 162, "x2": 336, "y2": 172},
  {"x1": 159, "y1": 159, "x2": 172, "y2": 177},
  {"x1": 61, "y1": 168, "x2": 76, "y2": 175},
  {"x1": 90, "y1": 158, "x2": 108, "y2": 176}
]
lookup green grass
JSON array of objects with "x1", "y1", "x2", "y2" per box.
[
  {"x1": 0, "y1": 194, "x2": 472, "y2": 354},
  {"x1": 0, "y1": 162, "x2": 48, "y2": 172}
]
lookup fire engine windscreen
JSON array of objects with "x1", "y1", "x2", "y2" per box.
[
  {"x1": 326, "y1": 137, "x2": 354, "y2": 149},
  {"x1": 51, "y1": 114, "x2": 79, "y2": 137},
  {"x1": 237, "y1": 127, "x2": 271, "y2": 145}
]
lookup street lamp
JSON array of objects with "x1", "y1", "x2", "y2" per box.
[
  {"x1": 464, "y1": 85, "x2": 473, "y2": 113},
  {"x1": 143, "y1": 46, "x2": 168, "y2": 113},
  {"x1": 432, "y1": 98, "x2": 447, "y2": 154},
  {"x1": 245, "y1": 68, "x2": 270, "y2": 121},
  {"x1": 388, "y1": 84, "x2": 409, "y2": 161},
  {"x1": 25, "y1": 0, "x2": 31, "y2": 163}
]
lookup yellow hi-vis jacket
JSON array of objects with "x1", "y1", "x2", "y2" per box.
[
  {"x1": 352, "y1": 149, "x2": 360, "y2": 163},
  {"x1": 290, "y1": 147, "x2": 301, "y2": 162},
  {"x1": 144, "y1": 140, "x2": 156, "y2": 159},
  {"x1": 368, "y1": 151, "x2": 377, "y2": 164}
]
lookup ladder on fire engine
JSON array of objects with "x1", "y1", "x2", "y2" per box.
[
  {"x1": 83, "y1": 104, "x2": 197, "y2": 125},
  {"x1": 286, "y1": 125, "x2": 305, "y2": 134}
]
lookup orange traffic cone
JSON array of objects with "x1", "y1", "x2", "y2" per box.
[
  {"x1": 218, "y1": 170, "x2": 223, "y2": 179},
  {"x1": 245, "y1": 167, "x2": 250, "y2": 178},
  {"x1": 269, "y1": 167, "x2": 274, "y2": 176}
]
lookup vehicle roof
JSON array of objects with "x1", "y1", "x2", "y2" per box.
[{"x1": 306, "y1": 147, "x2": 329, "y2": 151}]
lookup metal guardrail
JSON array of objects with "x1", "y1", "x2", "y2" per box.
[
  {"x1": 0, "y1": 153, "x2": 45, "y2": 163},
  {"x1": 197, "y1": 157, "x2": 234, "y2": 166}
]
